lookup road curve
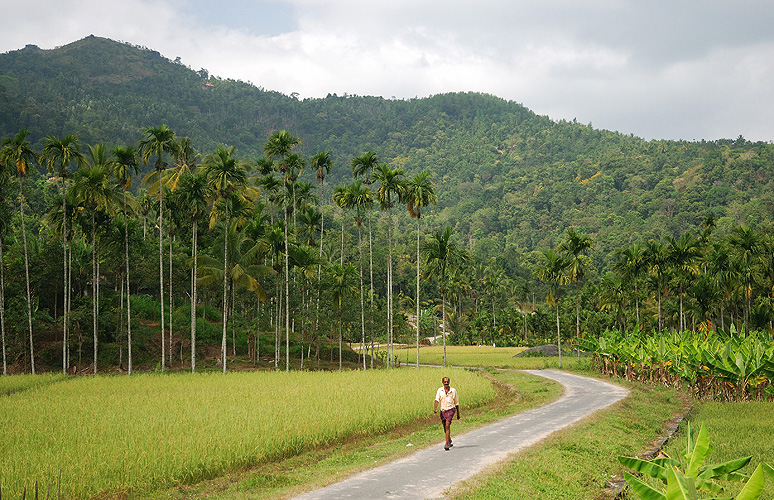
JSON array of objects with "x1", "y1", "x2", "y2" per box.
[{"x1": 291, "y1": 370, "x2": 629, "y2": 500}]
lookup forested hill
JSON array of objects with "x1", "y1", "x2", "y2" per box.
[{"x1": 2, "y1": 35, "x2": 773, "y2": 271}]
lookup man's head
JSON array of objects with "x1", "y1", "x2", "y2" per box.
[{"x1": 442, "y1": 377, "x2": 450, "y2": 386}]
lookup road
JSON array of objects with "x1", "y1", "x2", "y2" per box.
[{"x1": 291, "y1": 370, "x2": 629, "y2": 500}]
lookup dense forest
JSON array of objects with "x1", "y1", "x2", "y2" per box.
[{"x1": 0, "y1": 36, "x2": 772, "y2": 374}]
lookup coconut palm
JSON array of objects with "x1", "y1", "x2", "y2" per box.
[
  {"x1": 0, "y1": 158, "x2": 11, "y2": 375},
  {"x1": 139, "y1": 124, "x2": 176, "y2": 371},
  {"x1": 406, "y1": 170, "x2": 437, "y2": 367},
  {"x1": 42, "y1": 134, "x2": 85, "y2": 374},
  {"x1": 73, "y1": 144, "x2": 118, "y2": 374},
  {"x1": 535, "y1": 248, "x2": 568, "y2": 369},
  {"x1": 0, "y1": 130, "x2": 38, "y2": 373},
  {"x1": 173, "y1": 171, "x2": 212, "y2": 372},
  {"x1": 204, "y1": 146, "x2": 249, "y2": 373},
  {"x1": 422, "y1": 227, "x2": 467, "y2": 367},
  {"x1": 374, "y1": 162, "x2": 406, "y2": 367},
  {"x1": 559, "y1": 227, "x2": 594, "y2": 353}
]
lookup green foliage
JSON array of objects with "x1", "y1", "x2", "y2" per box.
[{"x1": 620, "y1": 423, "x2": 772, "y2": 500}]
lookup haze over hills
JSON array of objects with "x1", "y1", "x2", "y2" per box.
[{"x1": 1, "y1": 35, "x2": 772, "y2": 273}]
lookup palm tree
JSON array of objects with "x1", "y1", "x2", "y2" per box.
[
  {"x1": 264, "y1": 130, "x2": 300, "y2": 372},
  {"x1": 613, "y1": 242, "x2": 645, "y2": 327},
  {"x1": 139, "y1": 124, "x2": 176, "y2": 371},
  {"x1": 108, "y1": 145, "x2": 138, "y2": 374},
  {"x1": 422, "y1": 227, "x2": 467, "y2": 367},
  {"x1": 173, "y1": 172, "x2": 212, "y2": 372},
  {"x1": 374, "y1": 162, "x2": 406, "y2": 367},
  {"x1": 666, "y1": 233, "x2": 701, "y2": 333},
  {"x1": 559, "y1": 228, "x2": 594, "y2": 352},
  {"x1": 727, "y1": 226, "x2": 762, "y2": 336},
  {"x1": 42, "y1": 134, "x2": 85, "y2": 374},
  {"x1": 0, "y1": 157, "x2": 11, "y2": 375},
  {"x1": 406, "y1": 170, "x2": 437, "y2": 367},
  {"x1": 351, "y1": 151, "x2": 379, "y2": 367},
  {"x1": 204, "y1": 146, "x2": 249, "y2": 373},
  {"x1": 0, "y1": 130, "x2": 38, "y2": 373},
  {"x1": 73, "y1": 144, "x2": 117, "y2": 374},
  {"x1": 334, "y1": 180, "x2": 373, "y2": 369},
  {"x1": 327, "y1": 263, "x2": 358, "y2": 371},
  {"x1": 535, "y1": 248, "x2": 568, "y2": 368},
  {"x1": 644, "y1": 238, "x2": 668, "y2": 331}
]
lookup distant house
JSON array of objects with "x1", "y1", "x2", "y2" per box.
[{"x1": 202, "y1": 81, "x2": 215, "y2": 90}]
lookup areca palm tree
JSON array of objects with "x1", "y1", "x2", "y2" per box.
[
  {"x1": 0, "y1": 130, "x2": 38, "y2": 373},
  {"x1": 666, "y1": 233, "x2": 701, "y2": 333},
  {"x1": 535, "y1": 248, "x2": 568, "y2": 369},
  {"x1": 334, "y1": 180, "x2": 373, "y2": 369},
  {"x1": 173, "y1": 171, "x2": 212, "y2": 372},
  {"x1": 727, "y1": 225, "x2": 762, "y2": 336},
  {"x1": 644, "y1": 238, "x2": 668, "y2": 331},
  {"x1": 42, "y1": 134, "x2": 85, "y2": 374},
  {"x1": 422, "y1": 226, "x2": 467, "y2": 367},
  {"x1": 327, "y1": 262, "x2": 358, "y2": 371},
  {"x1": 374, "y1": 162, "x2": 406, "y2": 367},
  {"x1": 204, "y1": 145, "x2": 249, "y2": 373},
  {"x1": 406, "y1": 170, "x2": 437, "y2": 367},
  {"x1": 73, "y1": 144, "x2": 117, "y2": 374},
  {"x1": 264, "y1": 130, "x2": 300, "y2": 372},
  {"x1": 351, "y1": 151, "x2": 379, "y2": 366},
  {"x1": 613, "y1": 242, "x2": 645, "y2": 326},
  {"x1": 559, "y1": 228, "x2": 594, "y2": 351},
  {"x1": 108, "y1": 145, "x2": 138, "y2": 374},
  {"x1": 139, "y1": 124, "x2": 176, "y2": 371}
]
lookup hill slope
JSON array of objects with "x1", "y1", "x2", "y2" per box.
[{"x1": 1, "y1": 36, "x2": 773, "y2": 271}]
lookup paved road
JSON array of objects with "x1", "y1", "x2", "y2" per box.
[{"x1": 291, "y1": 370, "x2": 629, "y2": 500}]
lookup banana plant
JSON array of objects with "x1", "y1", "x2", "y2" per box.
[{"x1": 619, "y1": 423, "x2": 768, "y2": 499}]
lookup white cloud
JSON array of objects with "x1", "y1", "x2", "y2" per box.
[{"x1": 2, "y1": 0, "x2": 774, "y2": 141}]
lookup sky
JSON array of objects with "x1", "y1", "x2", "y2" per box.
[{"x1": 2, "y1": 0, "x2": 774, "y2": 142}]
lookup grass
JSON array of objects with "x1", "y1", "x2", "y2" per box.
[
  {"x1": 407, "y1": 344, "x2": 587, "y2": 370},
  {"x1": 0, "y1": 372, "x2": 66, "y2": 396},
  {"x1": 1, "y1": 368, "x2": 494, "y2": 500},
  {"x1": 143, "y1": 369, "x2": 565, "y2": 499},
  {"x1": 657, "y1": 401, "x2": 774, "y2": 498}
]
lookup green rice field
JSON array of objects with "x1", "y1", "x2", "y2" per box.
[
  {"x1": 1, "y1": 368, "x2": 493, "y2": 499},
  {"x1": 406, "y1": 344, "x2": 586, "y2": 369}
]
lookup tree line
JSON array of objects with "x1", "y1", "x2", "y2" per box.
[{"x1": 1, "y1": 125, "x2": 772, "y2": 376}]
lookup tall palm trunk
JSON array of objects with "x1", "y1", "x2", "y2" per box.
[
  {"x1": 19, "y1": 182, "x2": 35, "y2": 374},
  {"x1": 556, "y1": 299, "x2": 562, "y2": 369},
  {"x1": 62, "y1": 178, "x2": 68, "y2": 375},
  {"x1": 1, "y1": 241, "x2": 7, "y2": 376},
  {"x1": 190, "y1": 220, "x2": 197, "y2": 373},
  {"x1": 159, "y1": 184, "x2": 165, "y2": 372},
  {"x1": 169, "y1": 233, "x2": 173, "y2": 366},
  {"x1": 91, "y1": 213, "x2": 98, "y2": 374},
  {"x1": 387, "y1": 206, "x2": 394, "y2": 367},
  {"x1": 221, "y1": 214, "x2": 229, "y2": 373},
  {"x1": 368, "y1": 214, "x2": 375, "y2": 369},
  {"x1": 416, "y1": 216, "x2": 421, "y2": 368},
  {"x1": 284, "y1": 190, "x2": 290, "y2": 372},
  {"x1": 357, "y1": 220, "x2": 365, "y2": 370},
  {"x1": 441, "y1": 292, "x2": 447, "y2": 367},
  {"x1": 124, "y1": 189, "x2": 133, "y2": 375}
]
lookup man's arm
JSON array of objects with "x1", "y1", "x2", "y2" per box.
[
  {"x1": 455, "y1": 404, "x2": 460, "y2": 419},
  {"x1": 434, "y1": 399, "x2": 439, "y2": 413}
]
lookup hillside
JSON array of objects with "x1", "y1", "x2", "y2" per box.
[{"x1": 2, "y1": 35, "x2": 773, "y2": 270}]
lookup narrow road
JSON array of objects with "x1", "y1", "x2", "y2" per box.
[{"x1": 291, "y1": 370, "x2": 629, "y2": 500}]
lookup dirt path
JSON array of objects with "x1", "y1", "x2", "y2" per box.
[{"x1": 291, "y1": 370, "x2": 629, "y2": 499}]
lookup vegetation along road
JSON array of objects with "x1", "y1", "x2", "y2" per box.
[{"x1": 291, "y1": 370, "x2": 628, "y2": 499}]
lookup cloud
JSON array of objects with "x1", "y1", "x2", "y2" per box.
[{"x1": 2, "y1": 0, "x2": 774, "y2": 141}]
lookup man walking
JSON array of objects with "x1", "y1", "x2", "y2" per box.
[{"x1": 433, "y1": 376, "x2": 460, "y2": 451}]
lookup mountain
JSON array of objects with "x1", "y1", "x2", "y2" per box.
[{"x1": 2, "y1": 35, "x2": 773, "y2": 272}]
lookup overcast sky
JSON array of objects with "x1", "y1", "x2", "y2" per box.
[{"x1": 2, "y1": 0, "x2": 774, "y2": 142}]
